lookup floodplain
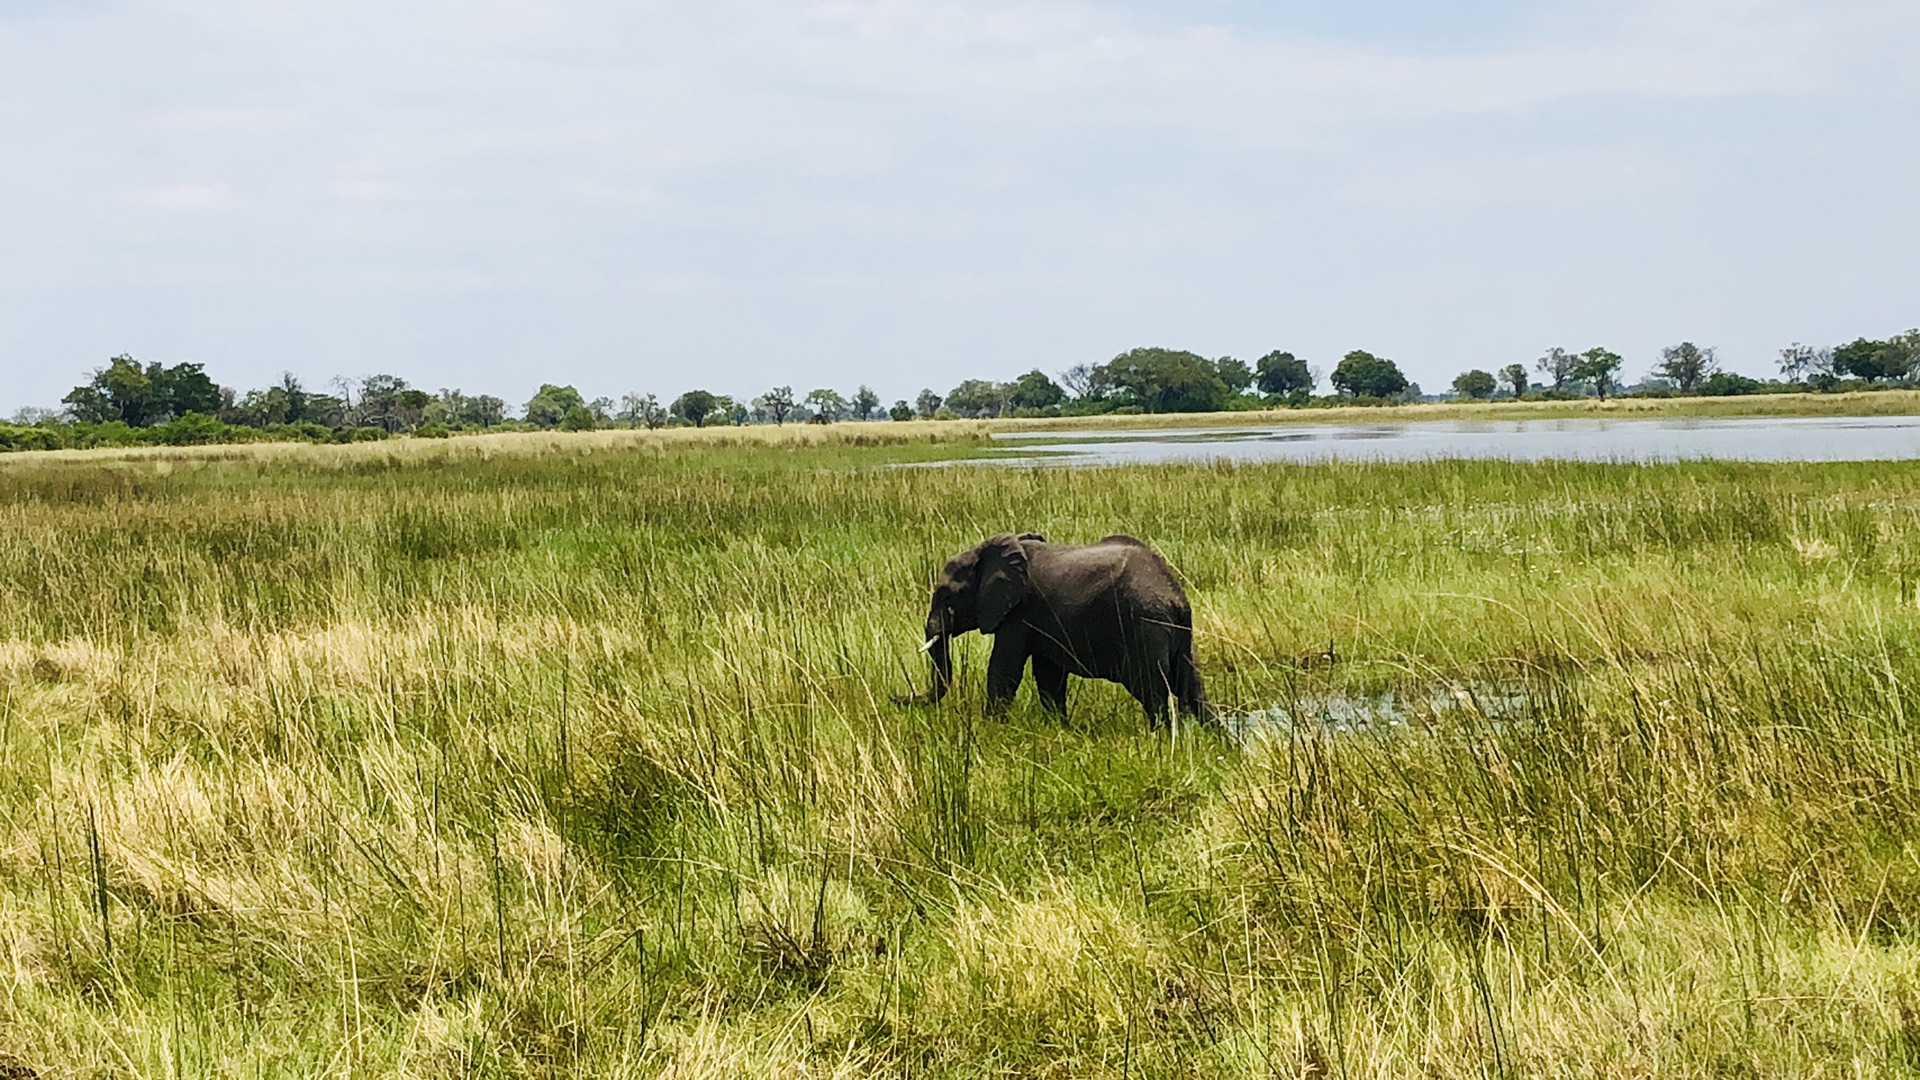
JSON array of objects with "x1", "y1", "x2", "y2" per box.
[{"x1": 4, "y1": 421, "x2": 1920, "y2": 1076}]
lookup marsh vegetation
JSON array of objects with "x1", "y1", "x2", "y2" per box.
[{"x1": 3, "y1": 425, "x2": 1920, "y2": 1075}]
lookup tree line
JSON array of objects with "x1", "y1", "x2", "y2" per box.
[
  {"x1": 1447, "y1": 331, "x2": 1920, "y2": 402},
  {"x1": 2, "y1": 330, "x2": 1914, "y2": 451}
]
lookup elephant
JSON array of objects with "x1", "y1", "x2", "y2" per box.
[{"x1": 911, "y1": 533, "x2": 1208, "y2": 726}]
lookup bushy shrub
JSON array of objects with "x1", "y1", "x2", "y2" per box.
[
  {"x1": 266, "y1": 422, "x2": 336, "y2": 443},
  {"x1": 1060, "y1": 398, "x2": 1119, "y2": 417},
  {"x1": 1698, "y1": 372, "x2": 1764, "y2": 397},
  {"x1": 0, "y1": 424, "x2": 66, "y2": 451},
  {"x1": 151, "y1": 412, "x2": 230, "y2": 445},
  {"x1": 71, "y1": 421, "x2": 143, "y2": 447}
]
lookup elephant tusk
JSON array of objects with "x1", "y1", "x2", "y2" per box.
[{"x1": 920, "y1": 637, "x2": 939, "y2": 653}]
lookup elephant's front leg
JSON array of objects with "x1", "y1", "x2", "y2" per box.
[
  {"x1": 984, "y1": 628, "x2": 1030, "y2": 717},
  {"x1": 1031, "y1": 654, "x2": 1068, "y2": 716}
]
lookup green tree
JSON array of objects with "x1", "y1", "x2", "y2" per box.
[
  {"x1": 1255, "y1": 351, "x2": 1312, "y2": 396},
  {"x1": 889, "y1": 400, "x2": 913, "y2": 421},
  {"x1": 1007, "y1": 370, "x2": 1065, "y2": 412},
  {"x1": 1213, "y1": 356, "x2": 1254, "y2": 395},
  {"x1": 1330, "y1": 350, "x2": 1409, "y2": 399},
  {"x1": 1893, "y1": 331, "x2": 1920, "y2": 379},
  {"x1": 352, "y1": 374, "x2": 415, "y2": 431},
  {"x1": 559, "y1": 405, "x2": 597, "y2": 430},
  {"x1": 1098, "y1": 348, "x2": 1229, "y2": 413},
  {"x1": 1699, "y1": 372, "x2": 1763, "y2": 396},
  {"x1": 1833, "y1": 335, "x2": 1918, "y2": 382},
  {"x1": 671, "y1": 390, "x2": 721, "y2": 427},
  {"x1": 914, "y1": 389, "x2": 943, "y2": 419},
  {"x1": 224, "y1": 372, "x2": 315, "y2": 427},
  {"x1": 621, "y1": 393, "x2": 666, "y2": 430},
  {"x1": 616, "y1": 392, "x2": 653, "y2": 427},
  {"x1": 395, "y1": 388, "x2": 432, "y2": 431},
  {"x1": 851, "y1": 385, "x2": 881, "y2": 421},
  {"x1": 64, "y1": 355, "x2": 223, "y2": 426},
  {"x1": 1833, "y1": 339, "x2": 1886, "y2": 381},
  {"x1": 524, "y1": 384, "x2": 587, "y2": 428},
  {"x1": 943, "y1": 379, "x2": 1007, "y2": 418},
  {"x1": 1573, "y1": 347, "x2": 1624, "y2": 400},
  {"x1": 228, "y1": 385, "x2": 291, "y2": 427},
  {"x1": 1535, "y1": 347, "x2": 1576, "y2": 393},
  {"x1": 463, "y1": 395, "x2": 506, "y2": 427},
  {"x1": 301, "y1": 390, "x2": 348, "y2": 427},
  {"x1": 424, "y1": 388, "x2": 469, "y2": 428},
  {"x1": 1451, "y1": 369, "x2": 1496, "y2": 400},
  {"x1": 154, "y1": 362, "x2": 222, "y2": 419},
  {"x1": 755, "y1": 386, "x2": 796, "y2": 424},
  {"x1": 65, "y1": 356, "x2": 147, "y2": 423},
  {"x1": 277, "y1": 374, "x2": 312, "y2": 423},
  {"x1": 1656, "y1": 342, "x2": 1718, "y2": 394},
  {"x1": 1499, "y1": 363, "x2": 1529, "y2": 399},
  {"x1": 804, "y1": 388, "x2": 847, "y2": 422}
]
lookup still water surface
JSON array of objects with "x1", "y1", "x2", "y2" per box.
[{"x1": 987, "y1": 415, "x2": 1920, "y2": 465}]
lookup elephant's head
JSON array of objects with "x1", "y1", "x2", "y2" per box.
[{"x1": 919, "y1": 533, "x2": 1038, "y2": 701}]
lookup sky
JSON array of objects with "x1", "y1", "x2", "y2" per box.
[{"x1": 1, "y1": 0, "x2": 1917, "y2": 413}]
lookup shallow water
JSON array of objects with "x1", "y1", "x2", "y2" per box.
[
  {"x1": 1228, "y1": 684, "x2": 1527, "y2": 741},
  {"x1": 981, "y1": 415, "x2": 1920, "y2": 465}
]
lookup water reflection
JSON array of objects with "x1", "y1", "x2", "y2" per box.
[{"x1": 980, "y1": 415, "x2": 1920, "y2": 465}]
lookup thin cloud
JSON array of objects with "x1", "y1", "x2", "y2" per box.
[
  {"x1": 127, "y1": 184, "x2": 238, "y2": 212},
  {"x1": 0, "y1": 0, "x2": 1915, "y2": 408}
]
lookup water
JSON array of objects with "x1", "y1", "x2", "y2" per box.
[
  {"x1": 979, "y1": 415, "x2": 1920, "y2": 466},
  {"x1": 1228, "y1": 684, "x2": 1529, "y2": 742}
]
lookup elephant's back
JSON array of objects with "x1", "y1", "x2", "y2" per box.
[
  {"x1": 1029, "y1": 535, "x2": 1188, "y2": 604},
  {"x1": 1090, "y1": 537, "x2": 1193, "y2": 621}
]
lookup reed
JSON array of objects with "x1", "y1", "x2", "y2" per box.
[{"x1": 1, "y1": 433, "x2": 1919, "y2": 1075}]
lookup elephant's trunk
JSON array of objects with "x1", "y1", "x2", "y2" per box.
[{"x1": 924, "y1": 609, "x2": 952, "y2": 702}]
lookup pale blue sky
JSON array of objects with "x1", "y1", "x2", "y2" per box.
[{"x1": 1, "y1": 0, "x2": 1916, "y2": 412}]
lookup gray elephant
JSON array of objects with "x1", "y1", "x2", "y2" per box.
[{"x1": 912, "y1": 533, "x2": 1208, "y2": 726}]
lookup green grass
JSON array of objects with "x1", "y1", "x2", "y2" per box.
[{"x1": 4, "y1": 429, "x2": 1920, "y2": 1075}]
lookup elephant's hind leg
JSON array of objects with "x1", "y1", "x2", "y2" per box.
[
  {"x1": 1127, "y1": 671, "x2": 1173, "y2": 730},
  {"x1": 1123, "y1": 626, "x2": 1178, "y2": 729},
  {"x1": 1174, "y1": 649, "x2": 1210, "y2": 723},
  {"x1": 1032, "y1": 654, "x2": 1068, "y2": 716}
]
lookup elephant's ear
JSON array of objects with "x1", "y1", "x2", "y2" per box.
[{"x1": 976, "y1": 534, "x2": 1031, "y2": 633}]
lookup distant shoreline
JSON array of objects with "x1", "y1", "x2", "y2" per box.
[
  {"x1": 8, "y1": 389, "x2": 1920, "y2": 463},
  {"x1": 990, "y1": 388, "x2": 1920, "y2": 431}
]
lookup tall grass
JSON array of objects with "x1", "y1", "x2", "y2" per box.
[{"x1": 2, "y1": 434, "x2": 1920, "y2": 1075}]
